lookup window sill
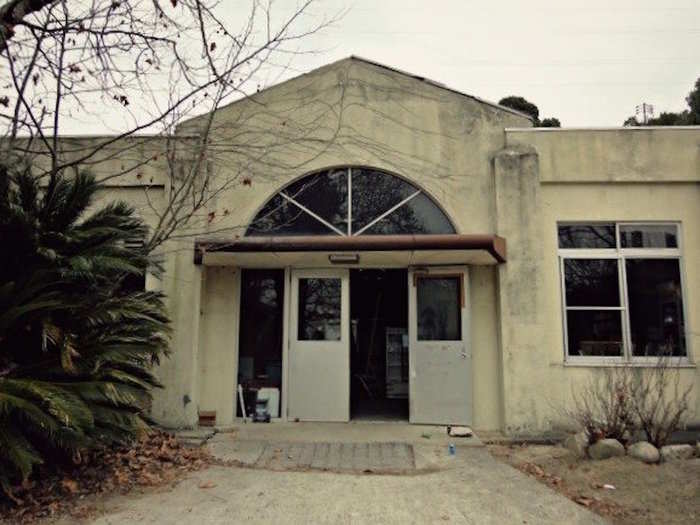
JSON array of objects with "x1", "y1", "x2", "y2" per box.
[{"x1": 562, "y1": 359, "x2": 695, "y2": 369}]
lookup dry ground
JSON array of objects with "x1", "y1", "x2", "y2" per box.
[{"x1": 487, "y1": 443, "x2": 700, "y2": 525}]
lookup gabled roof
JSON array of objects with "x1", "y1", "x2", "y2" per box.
[
  {"x1": 346, "y1": 56, "x2": 534, "y2": 121},
  {"x1": 179, "y1": 55, "x2": 534, "y2": 127}
]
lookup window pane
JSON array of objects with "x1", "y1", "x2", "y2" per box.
[
  {"x1": 566, "y1": 310, "x2": 623, "y2": 357},
  {"x1": 620, "y1": 225, "x2": 678, "y2": 248},
  {"x1": 564, "y1": 259, "x2": 620, "y2": 306},
  {"x1": 626, "y1": 259, "x2": 686, "y2": 356},
  {"x1": 558, "y1": 224, "x2": 616, "y2": 249},
  {"x1": 364, "y1": 193, "x2": 455, "y2": 235},
  {"x1": 298, "y1": 278, "x2": 341, "y2": 341},
  {"x1": 246, "y1": 194, "x2": 337, "y2": 236},
  {"x1": 417, "y1": 277, "x2": 461, "y2": 341},
  {"x1": 283, "y1": 169, "x2": 348, "y2": 233},
  {"x1": 351, "y1": 168, "x2": 418, "y2": 232}
]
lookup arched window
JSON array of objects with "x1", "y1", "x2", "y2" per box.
[{"x1": 246, "y1": 167, "x2": 455, "y2": 236}]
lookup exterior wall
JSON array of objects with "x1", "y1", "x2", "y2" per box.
[
  {"x1": 500, "y1": 128, "x2": 700, "y2": 434},
  {"x1": 510, "y1": 127, "x2": 700, "y2": 183},
  {"x1": 469, "y1": 266, "x2": 504, "y2": 430},
  {"x1": 182, "y1": 58, "x2": 531, "y2": 430},
  {"x1": 26, "y1": 63, "x2": 699, "y2": 434},
  {"x1": 197, "y1": 267, "x2": 240, "y2": 426},
  {"x1": 179, "y1": 58, "x2": 531, "y2": 239}
]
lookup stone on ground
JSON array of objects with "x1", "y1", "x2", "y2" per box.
[
  {"x1": 448, "y1": 426, "x2": 473, "y2": 438},
  {"x1": 588, "y1": 438, "x2": 625, "y2": 460},
  {"x1": 563, "y1": 431, "x2": 589, "y2": 458},
  {"x1": 660, "y1": 444, "x2": 694, "y2": 462},
  {"x1": 627, "y1": 441, "x2": 659, "y2": 463}
]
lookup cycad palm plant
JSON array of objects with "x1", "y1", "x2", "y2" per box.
[{"x1": 0, "y1": 163, "x2": 169, "y2": 494}]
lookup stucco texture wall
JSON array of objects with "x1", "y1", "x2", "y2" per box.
[
  {"x1": 499, "y1": 128, "x2": 700, "y2": 434},
  {"x1": 182, "y1": 58, "x2": 530, "y2": 430},
  {"x1": 179, "y1": 57, "x2": 531, "y2": 238}
]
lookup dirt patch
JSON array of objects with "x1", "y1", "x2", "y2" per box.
[
  {"x1": 488, "y1": 444, "x2": 700, "y2": 525},
  {"x1": 0, "y1": 430, "x2": 212, "y2": 524}
]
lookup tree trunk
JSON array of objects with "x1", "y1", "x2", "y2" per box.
[{"x1": 0, "y1": 0, "x2": 57, "y2": 52}]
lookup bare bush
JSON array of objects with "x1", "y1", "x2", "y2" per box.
[
  {"x1": 563, "y1": 357, "x2": 694, "y2": 448},
  {"x1": 565, "y1": 366, "x2": 636, "y2": 444},
  {"x1": 629, "y1": 357, "x2": 693, "y2": 448}
]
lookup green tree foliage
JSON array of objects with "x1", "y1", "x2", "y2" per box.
[
  {"x1": 623, "y1": 76, "x2": 700, "y2": 126},
  {"x1": 0, "y1": 164, "x2": 169, "y2": 495},
  {"x1": 498, "y1": 96, "x2": 540, "y2": 122},
  {"x1": 539, "y1": 117, "x2": 561, "y2": 128},
  {"x1": 498, "y1": 96, "x2": 560, "y2": 126},
  {"x1": 687, "y1": 77, "x2": 700, "y2": 122}
]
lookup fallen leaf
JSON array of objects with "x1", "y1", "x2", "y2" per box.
[
  {"x1": 575, "y1": 496, "x2": 593, "y2": 507},
  {"x1": 198, "y1": 481, "x2": 217, "y2": 489},
  {"x1": 61, "y1": 479, "x2": 79, "y2": 494}
]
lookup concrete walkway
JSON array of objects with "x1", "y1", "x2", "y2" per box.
[
  {"x1": 242, "y1": 441, "x2": 416, "y2": 474},
  {"x1": 206, "y1": 422, "x2": 483, "y2": 474},
  {"x1": 217, "y1": 421, "x2": 484, "y2": 446},
  {"x1": 84, "y1": 423, "x2": 608, "y2": 524}
]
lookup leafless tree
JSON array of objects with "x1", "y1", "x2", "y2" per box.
[{"x1": 0, "y1": 0, "x2": 340, "y2": 252}]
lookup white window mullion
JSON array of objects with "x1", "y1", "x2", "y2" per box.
[
  {"x1": 566, "y1": 306, "x2": 624, "y2": 311},
  {"x1": 280, "y1": 192, "x2": 346, "y2": 236},
  {"x1": 618, "y1": 254, "x2": 633, "y2": 361},
  {"x1": 353, "y1": 190, "x2": 421, "y2": 236}
]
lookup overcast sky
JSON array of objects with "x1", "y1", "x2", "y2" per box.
[{"x1": 242, "y1": 0, "x2": 700, "y2": 127}]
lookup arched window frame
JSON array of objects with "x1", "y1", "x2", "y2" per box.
[{"x1": 246, "y1": 166, "x2": 456, "y2": 237}]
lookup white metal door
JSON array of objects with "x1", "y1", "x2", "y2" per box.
[
  {"x1": 288, "y1": 268, "x2": 350, "y2": 422},
  {"x1": 408, "y1": 267, "x2": 471, "y2": 425}
]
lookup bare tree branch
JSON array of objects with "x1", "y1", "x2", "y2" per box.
[{"x1": 0, "y1": 0, "x2": 58, "y2": 52}]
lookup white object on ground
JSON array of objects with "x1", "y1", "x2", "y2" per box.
[
  {"x1": 448, "y1": 426, "x2": 473, "y2": 438},
  {"x1": 237, "y1": 384, "x2": 247, "y2": 423},
  {"x1": 257, "y1": 387, "x2": 280, "y2": 418}
]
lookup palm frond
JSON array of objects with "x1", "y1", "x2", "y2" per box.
[{"x1": 0, "y1": 163, "x2": 170, "y2": 489}]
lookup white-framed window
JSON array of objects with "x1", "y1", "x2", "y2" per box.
[{"x1": 558, "y1": 222, "x2": 689, "y2": 364}]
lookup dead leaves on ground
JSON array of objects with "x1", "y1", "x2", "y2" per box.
[
  {"x1": 515, "y1": 460, "x2": 629, "y2": 520},
  {"x1": 0, "y1": 430, "x2": 211, "y2": 524}
]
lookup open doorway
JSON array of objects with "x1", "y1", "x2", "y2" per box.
[
  {"x1": 237, "y1": 269, "x2": 284, "y2": 419},
  {"x1": 350, "y1": 269, "x2": 408, "y2": 420}
]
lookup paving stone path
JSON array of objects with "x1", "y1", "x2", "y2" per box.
[{"x1": 252, "y1": 441, "x2": 415, "y2": 473}]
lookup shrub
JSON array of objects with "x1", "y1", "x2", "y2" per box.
[
  {"x1": 629, "y1": 358, "x2": 693, "y2": 448},
  {"x1": 0, "y1": 164, "x2": 169, "y2": 496},
  {"x1": 564, "y1": 357, "x2": 693, "y2": 448},
  {"x1": 565, "y1": 367, "x2": 636, "y2": 444}
]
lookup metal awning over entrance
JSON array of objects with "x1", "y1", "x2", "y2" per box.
[{"x1": 194, "y1": 234, "x2": 506, "y2": 267}]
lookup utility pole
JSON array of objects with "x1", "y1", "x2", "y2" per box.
[{"x1": 635, "y1": 103, "x2": 655, "y2": 124}]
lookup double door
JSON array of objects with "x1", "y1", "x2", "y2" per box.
[{"x1": 286, "y1": 267, "x2": 471, "y2": 425}]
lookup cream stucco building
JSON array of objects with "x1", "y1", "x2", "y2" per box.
[{"x1": 59, "y1": 57, "x2": 699, "y2": 434}]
